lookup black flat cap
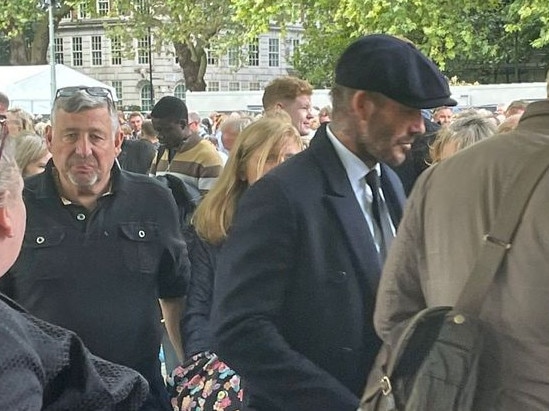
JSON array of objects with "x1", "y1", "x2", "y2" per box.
[{"x1": 335, "y1": 34, "x2": 457, "y2": 109}]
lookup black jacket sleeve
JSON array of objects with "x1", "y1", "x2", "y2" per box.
[
  {"x1": 182, "y1": 229, "x2": 219, "y2": 357},
  {"x1": 0, "y1": 293, "x2": 149, "y2": 410}
]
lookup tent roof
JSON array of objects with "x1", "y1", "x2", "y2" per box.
[{"x1": 0, "y1": 64, "x2": 117, "y2": 114}]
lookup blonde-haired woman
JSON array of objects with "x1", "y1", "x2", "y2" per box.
[
  {"x1": 429, "y1": 113, "x2": 496, "y2": 163},
  {"x1": 168, "y1": 117, "x2": 303, "y2": 411},
  {"x1": 6, "y1": 107, "x2": 34, "y2": 137},
  {"x1": 14, "y1": 133, "x2": 51, "y2": 177}
]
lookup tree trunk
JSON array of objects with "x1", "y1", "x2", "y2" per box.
[
  {"x1": 30, "y1": 18, "x2": 50, "y2": 64},
  {"x1": 174, "y1": 41, "x2": 207, "y2": 91},
  {"x1": 9, "y1": 35, "x2": 29, "y2": 64},
  {"x1": 7, "y1": 5, "x2": 70, "y2": 66}
]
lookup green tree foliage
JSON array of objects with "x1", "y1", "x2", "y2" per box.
[
  {"x1": 0, "y1": 0, "x2": 75, "y2": 65},
  {"x1": 230, "y1": 0, "x2": 549, "y2": 86},
  {"x1": 0, "y1": 0, "x2": 236, "y2": 91},
  {"x1": 2, "y1": 0, "x2": 548, "y2": 88}
]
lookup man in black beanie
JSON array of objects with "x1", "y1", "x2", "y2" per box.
[
  {"x1": 211, "y1": 34, "x2": 456, "y2": 411},
  {"x1": 151, "y1": 96, "x2": 222, "y2": 196}
]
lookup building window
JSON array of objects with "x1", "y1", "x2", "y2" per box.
[
  {"x1": 97, "y1": 0, "x2": 109, "y2": 15},
  {"x1": 141, "y1": 83, "x2": 152, "y2": 111},
  {"x1": 268, "y1": 38, "x2": 279, "y2": 67},
  {"x1": 206, "y1": 48, "x2": 218, "y2": 66},
  {"x1": 72, "y1": 37, "x2": 83, "y2": 66},
  {"x1": 137, "y1": 37, "x2": 150, "y2": 65},
  {"x1": 290, "y1": 38, "x2": 300, "y2": 58},
  {"x1": 111, "y1": 36, "x2": 122, "y2": 65},
  {"x1": 248, "y1": 38, "x2": 259, "y2": 67},
  {"x1": 78, "y1": 3, "x2": 89, "y2": 19},
  {"x1": 174, "y1": 84, "x2": 186, "y2": 101},
  {"x1": 91, "y1": 36, "x2": 102, "y2": 66},
  {"x1": 112, "y1": 80, "x2": 123, "y2": 108},
  {"x1": 229, "y1": 82, "x2": 240, "y2": 91},
  {"x1": 228, "y1": 47, "x2": 239, "y2": 67},
  {"x1": 208, "y1": 81, "x2": 220, "y2": 92},
  {"x1": 249, "y1": 81, "x2": 261, "y2": 91},
  {"x1": 54, "y1": 38, "x2": 64, "y2": 64}
]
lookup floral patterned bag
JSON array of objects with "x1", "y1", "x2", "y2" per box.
[{"x1": 167, "y1": 351, "x2": 244, "y2": 411}]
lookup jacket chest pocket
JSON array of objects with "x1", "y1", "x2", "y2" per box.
[
  {"x1": 18, "y1": 228, "x2": 66, "y2": 279},
  {"x1": 119, "y1": 222, "x2": 160, "y2": 274}
]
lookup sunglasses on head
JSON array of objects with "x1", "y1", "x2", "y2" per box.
[{"x1": 55, "y1": 86, "x2": 114, "y2": 101}]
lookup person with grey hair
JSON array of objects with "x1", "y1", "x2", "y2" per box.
[
  {"x1": 188, "y1": 111, "x2": 208, "y2": 138},
  {"x1": 0, "y1": 127, "x2": 149, "y2": 409},
  {"x1": 219, "y1": 116, "x2": 254, "y2": 153},
  {"x1": 0, "y1": 86, "x2": 190, "y2": 411}
]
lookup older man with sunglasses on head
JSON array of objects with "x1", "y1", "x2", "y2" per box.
[{"x1": 0, "y1": 86, "x2": 190, "y2": 411}]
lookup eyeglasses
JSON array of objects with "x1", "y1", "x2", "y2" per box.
[
  {"x1": 55, "y1": 86, "x2": 114, "y2": 101},
  {"x1": 0, "y1": 115, "x2": 8, "y2": 161}
]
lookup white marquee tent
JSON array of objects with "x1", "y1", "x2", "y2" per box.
[{"x1": 0, "y1": 64, "x2": 117, "y2": 114}]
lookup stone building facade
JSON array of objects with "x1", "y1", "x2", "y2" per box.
[{"x1": 55, "y1": 3, "x2": 303, "y2": 112}]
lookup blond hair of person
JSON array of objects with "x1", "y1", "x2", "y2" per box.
[
  {"x1": 497, "y1": 113, "x2": 522, "y2": 134},
  {"x1": 0, "y1": 136, "x2": 20, "y2": 209},
  {"x1": 34, "y1": 121, "x2": 50, "y2": 138},
  {"x1": 14, "y1": 133, "x2": 49, "y2": 177},
  {"x1": 193, "y1": 117, "x2": 302, "y2": 244},
  {"x1": 262, "y1": 108, "x2": 293, "y2": 124},
  {"x1": 429, "y1": 114, "x2": 496, "y2": 163},
  {"x1": 7, "y1": 107, "x2": 34, "y2": 136},
  {"x1": 262, "y1": 76, "x2": 313, "y2": 110}
]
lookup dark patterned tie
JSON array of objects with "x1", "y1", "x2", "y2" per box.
[{"x1": 365, "y1": 169, "x2": 394, "y2": 262}]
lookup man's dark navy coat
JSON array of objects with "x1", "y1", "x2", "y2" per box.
[{"x1": 211, "y1": 124, "x2": 406, "y2": 411}]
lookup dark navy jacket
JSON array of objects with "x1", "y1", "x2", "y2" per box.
[{"x1": 211, "y1": 125, "x2": 406, "y2": 411}]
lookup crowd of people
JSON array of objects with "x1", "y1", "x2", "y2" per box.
[{"x1": 1, "y1": 33, "x2": 549, "y2": 410}]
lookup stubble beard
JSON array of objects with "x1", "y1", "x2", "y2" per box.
[{"x1": 66, "y1": 155, "x2": 100, "y2": 188}]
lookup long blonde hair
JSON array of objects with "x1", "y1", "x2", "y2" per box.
[{"x1": 193, "y1": 117, "x2": 302, "y2": 244}]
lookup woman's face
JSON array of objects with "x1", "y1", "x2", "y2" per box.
[
  {"x1": 245, "y1": 138, "x2": 302, "y2": 185},
  {"x1": 23, "y1": 151, "x2": 52, "y2": 177}
]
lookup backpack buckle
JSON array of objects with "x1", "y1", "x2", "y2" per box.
[{"x1": 380, "y1": 376, "x2": 392, "y2": 396}]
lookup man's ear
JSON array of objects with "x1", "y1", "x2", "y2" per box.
[
  {"x1": 114, "y1": 128, "x2": 124, "y2": 156},
  {"x1": 351, "y1": 90, "x2": 374, "y2": 121},
  {"x1": 0, "y1": 206, "x2": 14, "y2": 239},
  {"x1": 45, "y1": 124, "x2": 53, "y2": 150}
]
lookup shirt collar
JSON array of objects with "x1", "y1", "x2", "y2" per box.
[
  {"x1": 325, "y1": 125, "x2": 381, "y2": 185},
  {"x1": 36, "y1": 159, "x2": 121, "y2": 202}
]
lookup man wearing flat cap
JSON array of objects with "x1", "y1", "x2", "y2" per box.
[{"x1": 211, "y1": 34, "x2": 456, "y2": 411}]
